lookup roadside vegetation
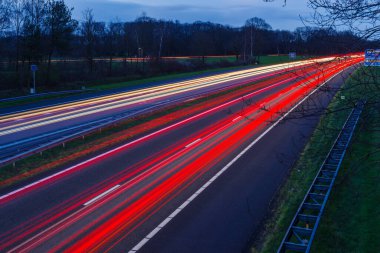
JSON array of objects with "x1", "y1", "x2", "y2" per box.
[
  {"x1": 250, "y1": 67, "x2": 380, "y2": 253},
  {"x1": 311, "y1": 68, "x2": 380, "y2": 252}
]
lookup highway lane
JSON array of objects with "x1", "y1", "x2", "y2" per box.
[
  {"x1": 0, "y1": 65, "x2": 255, "y2": 115},
  {"x1": 137, "y1": 67, "x2": 358, "y2": 253},
  {"x1": 0, "y1": 58, "x2": 337, "y2": 164},
  {"x1": 0, "y1": 67, "x2": 308, "y2": 241},
  {"x1": 0, "y1": 67, "x2": 311, "y2": 165},
  {"x1": 0, "y1": 57, "x2": 362, "y2": 252},
  {"x1": 0, "y1": 60, "x2": 323, "y2": 129}
]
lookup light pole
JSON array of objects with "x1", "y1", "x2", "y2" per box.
[{"x1": 138, "y1": 47, "x2": 144, "y2": 71}]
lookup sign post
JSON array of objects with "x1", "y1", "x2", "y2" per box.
[
  {"x1": 364, "y1": 49, "x2": 380, "y2": 67},
  {"x1": 30, "y1": 64, "x2": 38, "y2": 94}
]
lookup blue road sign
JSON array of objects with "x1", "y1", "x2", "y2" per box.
[
  {"x1": 364, "y1": 49, "x2": 380, "y2": 67},
  {"x1": 31, "y1": 64, "x2": 38, "y2": 72}
]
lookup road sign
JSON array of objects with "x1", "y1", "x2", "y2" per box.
[
  {"x1": 31, "y1": 64, "x2": 38, "y2": 72},
  {"x1": 289, "y1": 52, "x2": 296, "y2": 59},
  {"x1": 364, "y1": 49, "x2": 380, "y2": 67}
]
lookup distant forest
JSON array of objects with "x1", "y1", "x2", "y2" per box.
[{"x1": 0, "y1": 0, "x2": 376, "y2": 91}]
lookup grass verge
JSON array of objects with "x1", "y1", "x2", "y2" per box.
[
  {"x1": 311, "y1": 69, "x2": 380, "y2": 252},
  {"x1": 250, "y1": 67, "x2": 380, "y2": 253}
]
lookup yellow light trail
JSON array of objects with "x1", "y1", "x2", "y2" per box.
[{"x1": 0, "y1": 57, "x2": 338, "y2": 136}]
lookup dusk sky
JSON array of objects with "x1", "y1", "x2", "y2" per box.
[{"x1": 65, "y1": 0, "x2": 311, "y2": 30}]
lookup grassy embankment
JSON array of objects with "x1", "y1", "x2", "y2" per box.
[
  {"x1": 0, "y1": 55, "x2": 305, "y2": 108},
  {"x1": 251, "y1": 67, "x2": 380, "y2": 253}
]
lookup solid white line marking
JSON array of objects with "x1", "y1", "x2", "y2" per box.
[
  {"x1": 146, "y1": 227, "x2": 161, "y2": 239},
  {"x1": 83, "y1": 185, "x2": 120, "y2": 206},
  {"x1": 187, "y1": 194, "x2": 197, "y2": 202},
  {"x1": 195, "y1": 188, "x2": 204, "y2": 195},
  {"x1": 178, "y1": 200, "x2": 190, "y2": 210},
  {"x1": 131, "y1": 238, "x2": 149, "y2": 252},
  {"x1": 169, "y1": 209, "x2": 181, "y2": 218},
  {"x1": 158, "y1": 218, "x2": 171, "y2": 228},
  {"x1": 232, "y1": 116, "x2": 242, "y2": 122},
  {"x1": 202, "y1": 181, "x2": 212, "y2": 188},
  {"x1": 185, "y1": 138, "x2": 201, "y2": 148},
  {"x1": 128, "y1": 69, "x2": 344, "y2": 253}
]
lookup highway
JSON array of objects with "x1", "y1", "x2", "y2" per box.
[
  {"x1": 0, "y1": 58, "x2": 334, "y2": 165},
  {"x1": 0, "y1": 56, "x2": 362, "y2": 252}
]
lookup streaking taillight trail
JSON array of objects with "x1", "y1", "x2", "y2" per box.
[{"x1": 0, "y1": 56, "x2": 363, "y2": 252}]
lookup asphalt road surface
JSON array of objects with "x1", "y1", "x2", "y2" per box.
[
  {"x1": 0, "y1": 56, "x2": 361, "y2": 252},
  {"x1": 0, "y1": 58, "x2": 333, "y2": 164}
]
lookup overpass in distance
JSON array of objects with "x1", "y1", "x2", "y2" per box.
[{"x1": 0, "y1": 55, "x2": 363, "y2": 252}]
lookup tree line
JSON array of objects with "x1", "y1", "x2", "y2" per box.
[{"x1": 0, "y1": 0, "x2": 376, "y2": 91}]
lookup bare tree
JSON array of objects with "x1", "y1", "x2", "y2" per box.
[
  {"x1": 0, "y1": 0, "x2": 12, "y2": 32},
  {"x1": 10, "y1": 0, "x2": 25, "y2": 73},
  {"x1": 44, "y1": 0, "x2": 77, "y2": 85},
  {"x1": 244, "y1": 17, "x2": 272, "y2": 63},
  {"x1": 105, "y1": 21, "x2": 123, "y2": 75},
  {"x1": 307, "y1": 0, "x2": 380, "y2": 40},
  {"x1": 23, "y1": 0, "x2": 47, "y2": 63},
  {"x1": 266, "y1": 0, "x2": 379, "y2": 40},
  {"x1": 81, "y1": 8, "x2": 95, "y2": 73},
  {"x1": 156, "y1": 20, "x2": 166, "y2": 59}
]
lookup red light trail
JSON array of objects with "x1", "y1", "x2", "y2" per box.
[{"x1": 0, "y1": 56, "x2": 363, "y2": 252}]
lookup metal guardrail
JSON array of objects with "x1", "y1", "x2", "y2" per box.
[
  {"x1": 277, "y1": 101, "x2": 365, "y2": 253},
  {"x1": 0, "y1": 102, "x2": 168, "y2": 167},
  {"x1": 0, "y1": 81, "x2": 246, "y2": 167}
]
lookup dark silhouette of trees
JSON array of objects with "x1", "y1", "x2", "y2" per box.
[
  {"x1": 0, "y1": 0, "x2": 12, "y2": 32},
  {"x1": 81, "y1": 8, "x2": 95, "y2": 73},
  {"x1": 0, "y1": 0, "x2": 376, "y2": 92},
  {"x1": 244, "y1": 17, "x2": 272, "y2": 63},
  {"x1": 22, "y1": 0, "x2": 46, "y2": 63},
  {"x1": 44, "y1": 0, "x2": 77, "y2": 85},
  {"x1": 307, "y1": 0, "x2": 380, "y2": 40},
  {"x1": 10, "y1": 0, "x2": 25, "y2": 74}
]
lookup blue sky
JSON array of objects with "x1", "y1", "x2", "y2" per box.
[{"x1": 65, "y1": 0, "x2": 310, "y2": 30}]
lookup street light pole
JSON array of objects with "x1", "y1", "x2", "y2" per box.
[{"x1": 33, "y1": 70, "x2": 36, "y2": 93}]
